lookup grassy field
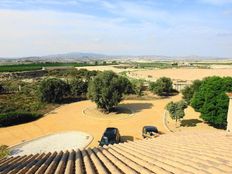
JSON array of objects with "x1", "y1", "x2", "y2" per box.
[
  {"x1": 0, "y1": 62, "x2": 116, "y2": 72},
  {"x1": 192, "y1": 62, "x2": 232, "y2": 65},
  {"x1": 133, "y1": 62, "x2": 175, "y2": 69}
]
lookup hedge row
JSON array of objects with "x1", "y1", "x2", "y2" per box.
[{"x1": 0, "y1": 112, "x2": 41, "y2": 127}]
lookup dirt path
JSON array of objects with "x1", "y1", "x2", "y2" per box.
[{"x1": 0, "y1": 94, "x2": 215, "y2": 147}]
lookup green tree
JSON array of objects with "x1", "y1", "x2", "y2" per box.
[
  {"x1": 131, "y1": 79, "x2": 144, "y2": 96},
  {"x1": 149, "y1": 77, "x2": 173, "y2": 96},
  {"x1": 191, "y1": 76, "x2": 232, "y2": 128},
  {"x1": 39, "y1": 78, "x2": 68, "y2": 103},
  {"x1": 94, "y1": 61, "x2": 98, "y2": 66},
  {"x1": 76, "y1": 69, "x2": 98, "y2": 80},
  {"x1": 88, "y1": 71, "x2": 131, "y2": 112},
  {"x1": 166, "y1": 100, "x2": 187, "y2": 124},
  {"x1": 69, "y1": 78, "x2": 88, "y2": 97},
  {"x1": 181, "y1": 80, "x2": 202, "y2": 104}
]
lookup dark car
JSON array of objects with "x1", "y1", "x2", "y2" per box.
[
  {"x1": 99, "y1": 127, "x2": 120, "y2": 146},
  {"x1": 142, "y1": 126, "x2": 159, "y2": 138}
]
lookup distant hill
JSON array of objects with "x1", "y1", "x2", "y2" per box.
[
  {"x1": 43, "y1": 52, "x2": 106, "y2": 59},
  {"x1": 16, "y1": 52, "x2": 107, "y2": 62},
  {"x1": 0, "y1": 52, "x2": 231, "y2": 63}
]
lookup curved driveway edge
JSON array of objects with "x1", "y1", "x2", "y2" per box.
[
  {"x1": 163, "y1": 110, "x2": 173, "y2": 133},
  {"x1": 9, "y1": 131, "x2": 93, "y2": 156}
]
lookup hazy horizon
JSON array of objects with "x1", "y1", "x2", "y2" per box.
[
  {"x1": 0, "y1": 0, "x2": 232, "y2": 58},
  {"x1": 1, "y1": 51, "x2": 232, "y2": 59}
]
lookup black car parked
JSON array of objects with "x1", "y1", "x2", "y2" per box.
[
  {"x1": 142, "y1": 126, "x2": 159, "y2": 138},
  {"x1": 99, "y1": 127, "x2": 120, "y2": 146}
]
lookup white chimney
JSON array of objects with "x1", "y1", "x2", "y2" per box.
[{"x1": 226, "y1": 93, "x2": 232, "y2": 133}]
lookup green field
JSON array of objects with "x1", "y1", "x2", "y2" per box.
[
  {"x1": 0, "y1": 62, "x2": 115, "y2": 72},
  {"x1": 192, "y1": 62, "x2": 232, "y2": 65},
  {"x1": 134, "y1": 62, "x2": 175, "y2": 69}
]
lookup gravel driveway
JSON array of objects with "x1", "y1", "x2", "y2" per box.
[{"x1": 9, "y1": 131, "x2": 93, "y2": 156}]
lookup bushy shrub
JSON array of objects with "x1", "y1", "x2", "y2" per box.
[
  {"x1": 149, "y1": 77, "x2": 173, "y2": 96},
  {"x1": 69, "y1": 78, "x2": 88, "y2": 97},
  {"x1": 76, "y1": 69, "x2": 99, "y2": 80},
  {"x1": 131, "y1": 79, "x2": 144, "y2": 96},
  {"x1": 0, "y1": 84, "x2": 5, "y2": 94},
  {"x1": 181, "y1": 80, "x2": 202, "y2": 104},
  {"x1": 39, "y1": 78, "x2": 69, "y2": 103},
  {"x1": 47, "y1": 69, "x2": 99, "y2": 79},
  {"x1": 191, "y1": 76, "x2": 232, "y2": 128}
]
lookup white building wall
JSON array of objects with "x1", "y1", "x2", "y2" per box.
[{"x1": 227, "y1": 95, "x2": 232, "y2": 133}]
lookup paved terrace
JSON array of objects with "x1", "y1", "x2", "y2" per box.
[{"x1": 1, "y1": 131, "x2": 232, "y2": 174}]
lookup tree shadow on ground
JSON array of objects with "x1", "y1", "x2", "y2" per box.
[
  {"x1": 158, "y1": 131, "x2": 165, "y2": 135},
  {"x1": 180, "y1": 119, "x2": 203, "y2": 127},
  {"x1": 157, "y1": 90, "x2": 180, "y2": 99},
  {"x1": 59, "y1": 97, "x2": 86, "y2": 104},
  {"x1": 120, "y1": 136, "x2": 134, "y2": 143},
  {"x1": 110, "y1": 107, "x2": 133, "y2": 115},
  {"x1": 119, "y1": 103, "x2": 153, "y2": 113}
]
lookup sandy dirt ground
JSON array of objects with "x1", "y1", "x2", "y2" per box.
[
  {"x1": 128, "y1": 68, "x2": 232, "y2": 81},
  {"x1": 77, "y1": 66, "x2": 232, "y2": 81},
  {"x1": 0, "y1": 94, "x2": 216, "y2": 148},
  {"x1": 166, "y1": 106, "x2": 217, "y2": 132}
]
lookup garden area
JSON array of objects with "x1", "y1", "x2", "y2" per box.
[{"x1": 0, "y1": 67, "x2": 230, "y2": 159}]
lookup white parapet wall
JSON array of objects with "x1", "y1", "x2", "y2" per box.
[{"x1": 227, "y1": 93, "x2": 232, "y2": 133}]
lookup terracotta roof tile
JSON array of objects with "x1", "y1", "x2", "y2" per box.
[{"x1": 1, "y1": 131, "x2": 232, "y2": 174}]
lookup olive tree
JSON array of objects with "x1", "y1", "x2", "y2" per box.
[
  {"x1": 39, "y1": 78, "x2": 69, "y2": 103},
  {"x1": 131, "y1": 79, "x2": 144, "y2": 96},
  {"x1": 69, "y1": 78, "x2": 88, "y2": 97},
  {"x1": 191, "y1": 76, "x2": 232, "y2": 128},
  {"x1": 166, "y1": 100, "x2": 187, "y2": 125},
  {"x1": 149, "y1": 77, "x2": 173, "y2": 96},
  {"x1": 88, "y1": 71, "x2": 132, "y2": 112}
]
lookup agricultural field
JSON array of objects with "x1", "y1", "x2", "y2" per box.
[
  {"x1": 77, "y1": 63, "x2": 232, "y2": 82},
  {"x1": 127, "y1": 68, "x2": 232, "y2": 81},
  {"x1": 0, "y1": 62, "x2": 116, "y2": 72}
]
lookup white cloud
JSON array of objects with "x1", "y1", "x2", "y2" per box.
[
  {"x1": 0, "y1": 9, "x2": 160, "y2": 57},
  {"x1": 0, "y1": 1, "x2": 231, "y2": 57}
]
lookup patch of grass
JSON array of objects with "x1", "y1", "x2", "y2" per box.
[
  {"x1": 0, "y1": 145, "x2": 9, "y2": 159},
  {"x1": 192, "y1": 62, "x2": 232, "y2": 66},
  {"x1": 133, "y1": 62, "x2": 175, "y2": 69},
  {"x1": 0, "y1": 80, "x2": 58, "y2": 127}
]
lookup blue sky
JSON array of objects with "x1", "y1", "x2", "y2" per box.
[{"x1": 0, "y1": 0, "x2": 232, "y2": 57}]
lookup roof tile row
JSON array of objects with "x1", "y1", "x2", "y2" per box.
[{"x1": 0, "y1": 131, "x2": 232, "y2": 174}]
